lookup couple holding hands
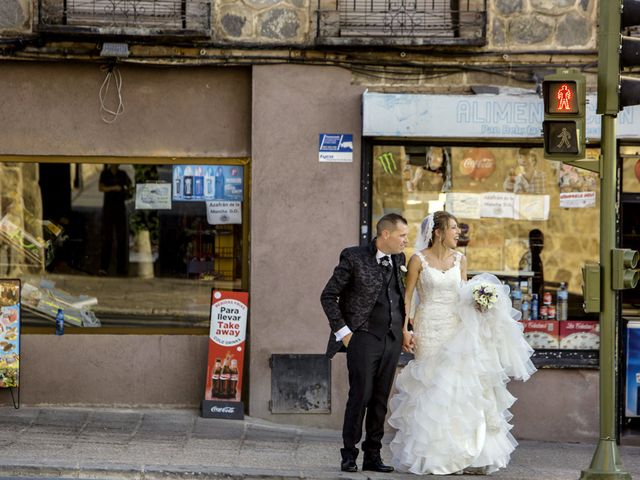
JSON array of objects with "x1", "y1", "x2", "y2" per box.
[{"x1": 321, "y1": 211, "x2": 536, "y2": 475}]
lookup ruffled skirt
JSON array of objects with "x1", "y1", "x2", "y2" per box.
[{"x1": 388, "y1": 274, "x2": 536, "y2": 475}]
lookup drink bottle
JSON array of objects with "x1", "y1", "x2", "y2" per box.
[
  {"x1": 211, "y1": 358, "x2": 222, "y2": 398},
  {"x1": 219, "y1": 356, "x2": 231, "y2": 398},
  {"x1": 55, "y1": 309, "x2": 64, "y2": 336},
  {"x1": 229, "y1": 359, "x2": 239, "y2": 400},
  {"x1": 531, "y1": 294, "x2": 539, "y2": 320},
  {"x1": 557, "y1": 282, "x2": 569, "y2": 321}
]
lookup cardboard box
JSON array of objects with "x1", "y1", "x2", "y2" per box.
[
  {"x1": 559, "y1": 320, "x2": 600, "y2": 350},
  {"x1": 521, "y1": 320, "x2": 560, "y2": 349}
]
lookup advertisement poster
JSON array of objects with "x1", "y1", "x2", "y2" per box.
[
  {"x1": 445, "y1": 192, "x2": 482, "y2": 219},
  {"x1": 626, "y1": 322, "x2": 640, "y2": 417},
  {"x1": 0, "y1": 279, "x2": 20, "y2": 389},
  {"x1": 481, "y1": 192, "x2": 516, "y2": 219},
  {"x1": 202, "y1": 290, "x2": 248, "y2": 419},
  {"x1": 173, "y1": 165, "x2": 244, "y2": 202}
]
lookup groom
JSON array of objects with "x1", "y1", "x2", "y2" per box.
[{"x1": 321, "y1": 213, "x2": 409, "y2": 473}]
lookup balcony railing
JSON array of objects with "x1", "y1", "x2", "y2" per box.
[
  {"x1": 38, "y1": 0, "x2": 211, "y2": 37},
  {"x1": 318, "y1": 0, "x2": 486, "y2": 45}
]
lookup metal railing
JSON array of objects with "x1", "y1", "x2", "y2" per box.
[
  {"x1": 38, "y1": 0, "x2": 211, "y2": 36},
  {"x1": 319, "y1": 0, "x2": 486, "y2": 43}
]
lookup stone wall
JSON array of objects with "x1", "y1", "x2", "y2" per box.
[{"x1": 0, "y1": 0, "x2": 30, "y2": 34}]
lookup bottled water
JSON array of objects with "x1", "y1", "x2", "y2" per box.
[
  {"x1": 557, "y1": 282, "x2": 569, "y2": 321},
  {"x1": 55, "y1": 308, "x2": 65, "y2": 336},
  {"x1": 531, "y1": 294, "x2": 539, "y2": 320}
]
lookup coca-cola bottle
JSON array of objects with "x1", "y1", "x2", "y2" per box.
[
  {"x1": 219, "y1": 356, "x2": 231, "y2": 398},
  {"x1": 211, "y1": 358, "x2": 222, "y2": 398},
  {"x1": 229, "y1": 359, "x2": 239, "y2": 400}
]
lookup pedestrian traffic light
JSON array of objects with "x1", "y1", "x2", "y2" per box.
[
  {"x1": 612, "y1": 248, "x2": 640, "y2": 290},
  {"x1": 598, "y1": 0, "x2": 640, "y2": 114},
  {"x1": 542, "y1": 70, "x2": 586, "y2": 160}
]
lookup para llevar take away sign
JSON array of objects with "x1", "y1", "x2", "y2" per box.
[{"x1": 319, "y1": 134, "x2": 353, "y2": 162}]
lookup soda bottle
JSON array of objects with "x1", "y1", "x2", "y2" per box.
[
  {"x1": 531, "y1": 293, "x2": 539, "y2": 320},
  {"x1": 219, "y1": 356, "x2": 231, "y2": 398},
  {"x1": 540, "y1": 304, "x2": 548, "y2": 320},
  {"x1": 557, "y1": 282, "x2": 569, "y2": 321},
  {"x1": 229, "y1": 359, "x2": 239, "y2": 400},
  {"x1": 547, "y1": 304, "x2": 556, "y2": 320},
  {"x1": 211, "y1": 358, "x2": 222, "y2": 398},
  {"x1": 55, "y1": 308, "x2": 64, "y2": 336}
]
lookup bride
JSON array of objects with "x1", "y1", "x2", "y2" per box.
[{"x1": 388, "y1": 211, "x2": 536, "y2": 475}]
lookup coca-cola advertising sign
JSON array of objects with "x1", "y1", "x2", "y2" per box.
[{"x1": 202, "y1": 290, "x2": 248, "y2": 420}]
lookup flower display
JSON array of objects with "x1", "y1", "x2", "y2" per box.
[{"x1": 472, "y1": 282, "x2": 499, "y2": 313}]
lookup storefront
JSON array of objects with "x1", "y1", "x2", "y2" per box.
[
  {"x1": 0, "y1": 62, "x2": 251, "y2": 405},
  {"x1": 360, "y1": 91, "x2": 640, "y2": 442}
]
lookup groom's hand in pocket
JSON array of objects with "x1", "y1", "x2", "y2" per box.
[{"x1": 342, "y1": 332, "x2": 353, "y2": 348}]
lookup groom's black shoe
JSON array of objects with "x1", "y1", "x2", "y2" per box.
[
  {"x1": 340, "y1": 458, "x2": 358, "y2": 472},
  {"x1": 362, "y1": 456, "x2": 394, "y2": 473}
]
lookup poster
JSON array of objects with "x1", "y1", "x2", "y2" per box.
[
  {"x1": 0, "y1": 279, "x2": 20, "y2": 389},
  {"x1": 515, "y1": 195, "x2": 550, "y2": 221},
  {"x1": 202, "y1": 290, "x2": 248, "y2": 419},
  {"x1": 206, "y1": 201, "x2": 242, "y2": 225},
  {"x1": 173, "y1": 165, "x2": 244, "y2": 202},
  {"x1": 481, "y1": 192, "x2": 516, "y2": 219},
  {"x1": 135, "y1": 183, "x2": 172, "y2": 210},
  {"x1": 445, "y1": 192, "x2": 482, "y2": 219}
]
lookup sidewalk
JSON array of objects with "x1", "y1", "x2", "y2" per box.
[{"x1": 0, "y1": 406, "x2": 638, "y2": 480}]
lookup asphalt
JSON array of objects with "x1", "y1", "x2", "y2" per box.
[{"x1": 0, "y1": 406, "x2": 638, "y2": 480}]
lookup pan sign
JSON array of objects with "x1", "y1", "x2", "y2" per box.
[{"x1": 319, "y1": 134, "x2": 353, "y2": 163}]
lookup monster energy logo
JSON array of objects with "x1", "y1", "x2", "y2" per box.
[{"x1": 377, "y1": 153, "x2": 397, "y2": 174}]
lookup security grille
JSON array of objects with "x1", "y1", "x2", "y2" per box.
[
  {"x1": 38, "y1": 0, "x2": 210, "y2": 35},
  {"x1": 321, "y1": 0, "x2": 486, "y2": 42}
]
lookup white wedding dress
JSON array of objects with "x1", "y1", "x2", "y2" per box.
[{"x1": 388, "y1": 252, "x2": 536, "y2": 475}]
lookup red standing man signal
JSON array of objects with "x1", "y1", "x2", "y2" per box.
[{"x1": 556, "y1": 84, "x2": 573, "y2": 111}]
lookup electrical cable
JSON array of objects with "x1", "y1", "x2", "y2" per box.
[{"x1": 99, "y1": 64, "x2": 124, "y2": 124}]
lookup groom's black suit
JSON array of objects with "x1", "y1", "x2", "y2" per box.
[{"x1": 321, "y1": 239, "x2": 406, "y2": 463}]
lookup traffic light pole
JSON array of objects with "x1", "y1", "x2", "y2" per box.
[
  {"x1": 579, "y1": 3, "x2": 632, "y2": 477},
  {"x1": 580, "y1": 114, "x2": 631, "y2": 480}
]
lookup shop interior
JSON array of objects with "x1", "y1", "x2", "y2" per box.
[{"x1": 0, "y1": 161, "x2": 247, "y2": 330}]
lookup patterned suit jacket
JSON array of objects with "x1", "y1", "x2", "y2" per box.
[{"x1": 320, "y1": 239, "x2": 406, "y2": 358}]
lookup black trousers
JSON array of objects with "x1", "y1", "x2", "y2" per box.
[
  {"x1": 342, "y1": 329, "x2": 402, "y2": 460},
  {"x1": 101, "y1": 208, "x2": 128, "y2": 275}
]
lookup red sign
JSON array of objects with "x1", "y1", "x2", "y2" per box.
[{"x1": 204, "y1": 290, "x2": 248, "y2": 404}]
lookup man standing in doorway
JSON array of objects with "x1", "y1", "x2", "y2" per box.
[
  {"x1": 99, "y1": 164, "x2": 132, "y2": 276},
  {"x1": 321, "y1": 213, "x2": 409, "y2": 473}
]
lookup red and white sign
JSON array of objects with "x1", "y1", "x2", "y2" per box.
[{"x1": 204, "y1": 290, "x2": 248, "y2": 403}]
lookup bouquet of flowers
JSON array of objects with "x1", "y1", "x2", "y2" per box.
[{"x1": 472, "y1": 282, "x2": 499, "y2": 313}]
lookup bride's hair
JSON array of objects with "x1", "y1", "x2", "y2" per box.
[{"x1": 415, "y1": 211, "x2": 457, "y2": 250}]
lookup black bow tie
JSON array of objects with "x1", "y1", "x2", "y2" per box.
[{"x1": 380, "y1": 256, "x2": 392, "y2": 269}]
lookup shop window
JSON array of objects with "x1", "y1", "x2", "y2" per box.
[
  {"x1": 371, "y1": 145, "x2": 601, "y2": 361},
  {"x1": 0, "y1": 161, "x2": 248, "y2": 332}
]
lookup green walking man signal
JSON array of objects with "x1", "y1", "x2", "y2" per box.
[{"x1": 542, "y1": 70, "x2": 587, "y2": 161}]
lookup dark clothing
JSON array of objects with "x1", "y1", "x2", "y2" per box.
[
  {"x1": 321, "y1": 239, "x2": 406, "y2": 459},
  {"x1": 320, "y1": 241, "x2": 406, "y2": 358},
  {"x1": 100, "y1": 168, "x2": 131, "y2": 275}
]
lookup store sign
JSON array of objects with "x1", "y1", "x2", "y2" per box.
[
  {"x1": 202, "y1": 290, "x2": 248, "y2": 420},
  {"x1": 559, "y1": 191, "x2": 596, "y2": 208},
  {"x1": 319, "y1": 133, "x2": 353, "y2": 162},
  {"x1": 363, "y1": 92, "x2": 640, "y2": 139},
  {"x1": 0, "y1": 279, "x2": 20, "y2": 389},
  {"x1": 173, "y1": 165, "x2": 244, "y2": 202}
]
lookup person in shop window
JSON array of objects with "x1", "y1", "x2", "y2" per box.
[
  {"x1": 512, "y1": 148, "x2": 546, "y2": 194},
  {"x1": 387, "y1": 211, "x2": 536, "y2": 475},
  {"x1": 98, "y1": 164, "x2": 132, "y2": 276}
]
